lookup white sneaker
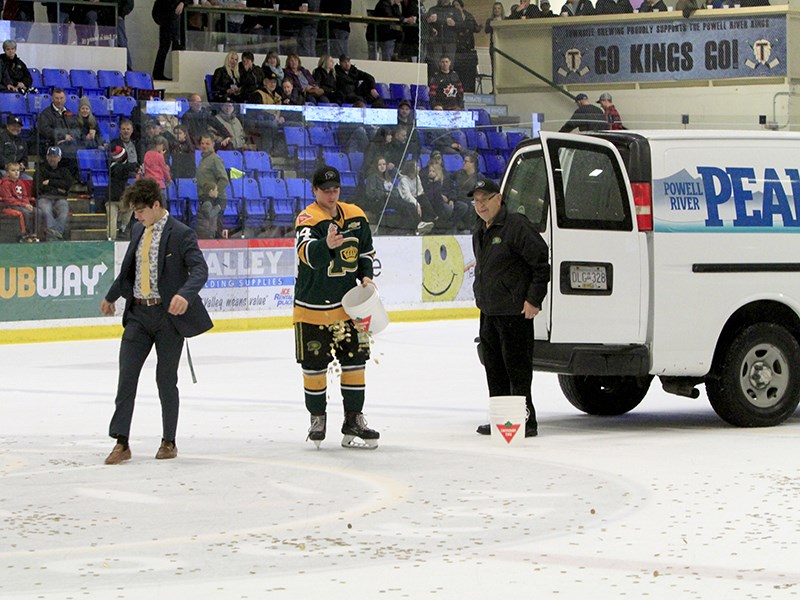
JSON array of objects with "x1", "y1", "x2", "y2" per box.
[{"x1": 416, "y1": 221, "x2": 434, "y2": 235}]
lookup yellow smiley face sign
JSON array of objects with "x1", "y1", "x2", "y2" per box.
[{"x1": 422, "y1": 236, "x2": 465, "y2": 302}]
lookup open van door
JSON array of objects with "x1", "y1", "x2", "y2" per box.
[{"x1": 502, "y1": 132, "x2": 647, "y2": 348}]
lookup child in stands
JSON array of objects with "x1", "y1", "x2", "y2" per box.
[
  {"x1": 141, "y1": 135, "x2": 172, "y2": 206},
  {"x1": 0, "y1": 162, "x2": 40, "y2": 241}
]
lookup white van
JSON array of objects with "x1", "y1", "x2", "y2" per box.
[{"x1": 502, "y1": 130, "x2": 800, "y2": 427}]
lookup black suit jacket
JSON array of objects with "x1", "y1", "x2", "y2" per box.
[{"x1": 106, "y1": 215, "x2": 214, "y2": 338}]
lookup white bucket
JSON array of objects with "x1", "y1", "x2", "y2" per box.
[
  {"x1": 342, "y1": 284, "x2": 390, "y2": 334},
  {"x1": 488, "y1": 395, "x2": 527, "y2": 446}
]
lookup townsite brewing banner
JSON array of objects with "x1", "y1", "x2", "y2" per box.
[{"x1": 552, "y1": 15, "x2": 786, "y2": 84}]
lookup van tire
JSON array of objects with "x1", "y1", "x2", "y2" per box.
[
  {"x1": 558, "y1": 375, "x2": 652, "y2": 416},
  {"x1": 706, "y1": 323, "x2": 800, "y2": 427}
]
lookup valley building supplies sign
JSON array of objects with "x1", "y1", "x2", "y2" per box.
[{"x1": 552, "y1": 15, "x2": 786, "y2": 84}]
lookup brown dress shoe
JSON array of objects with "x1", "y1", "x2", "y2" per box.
[
  {"x1": 104, "y1": 443, "x2": 132, "y2": 465},
  {"x1": 155, "y1": 440, "x2": 178, "y2": 460}
]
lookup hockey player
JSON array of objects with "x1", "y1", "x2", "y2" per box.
[{"x1": 293, "y1": 165, "x2": 380, "y2": 449}]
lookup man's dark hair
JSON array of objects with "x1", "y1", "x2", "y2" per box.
[
  {"x1": 51, "y1": 87, "x2": 65, "y2": 96},
  {"x1": 242, "y1": 51, "x2": 254, "y2": 61},
  {"x1": 123, "y1": 178, "x2": 162, "y2": 210}
]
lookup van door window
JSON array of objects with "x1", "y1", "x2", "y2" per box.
[
  {"x1": 549, "y1": 142, "x2": 632, "y2": 231},
  {"x1": 503, "y1": 148, "x2": 549, "y2": 232}
]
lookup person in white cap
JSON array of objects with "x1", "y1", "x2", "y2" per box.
[{"x1": 293, "y1": 165, "x2": 381, "y2": 449}]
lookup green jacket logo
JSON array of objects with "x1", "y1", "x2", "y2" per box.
[{"x1": 0, "y1": 263, "x2": 109, "y2": 299}]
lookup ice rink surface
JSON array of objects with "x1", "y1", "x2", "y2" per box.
[{"x1": 2, "y1": 318, "x2": 800, "y2": 599}]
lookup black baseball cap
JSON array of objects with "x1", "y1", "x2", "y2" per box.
[
  {"x1": 312, "y1": 165, "x2": 341, "y2": 189},
  {"x1": 6, "y1": 115, "x2": 22, "y2": 127},
  {"x1": 468, "y1": 177, "x2": 501, "y2": 197}
]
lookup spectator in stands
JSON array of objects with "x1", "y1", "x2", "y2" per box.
[
  {"x1": 76, "y1": 97, "x2": 104, "y2": 150},
  {"x1": 539, "y1": 0, "x2": 556, "y2": 17},
  {"x1": 384, "y1": 126, "x2": 418, "y2": 169},
  {"x1": 106, "y1": 145, "x2": 139, "y2": 239},
  {"x1": 451, "y1": 150, "x2": 479, "y2": 229},
  {"x1": 262, "y1": 51, "x2": 284, "y2": 84},
  {"x1": 363, "y1": 154, "x2": 394, "y2": 222},
  {"x1": 320, "y1": 0, "x2": 352, "y2": 58},
  {"x1": 366, "y1": 0, "x2": 403, "y2": 62},
  {"x1": 141, "y1": 136, "x2": 172, "y2": 203},
  {"x1": 424, "y1": 0, "x2": 463, "y2": 77},
  {"x1": 597, "y1": 92, "x2": 625, "y2": 129},
  {"x1": 453, "y1": 0, "x2": 480, "y2": 93},
  {"x1": 484, "y1": 2, "x2": 504, "y2": 81},
  {"x1": 280, "y1": 79, "x2": 304, "y2": 107},
  {"x1": 37, "y1": 88, "x2": 80, "y2": 174},
  {"x1": 72, "y1": 0, "x2": 116, "y2": 46},
  {"x1": 296, "y1": 0, "x2": 320, "y2": 57},
  {"x1": 397, "y1": 99, "x2": 414, "y2": 128},
  {"x1": 152, "y1": 0, "x2": 185, "y2": 81},
  {"x1": 429, "y1": 56, "x2": 464, "y2": 110},
  {"x1": 0, "y1": 162, "x2": 39, "y2": 242},
  {"x1": 243, "y1": 0, "x2": 275, "y2": 37},
  {"x1": 109, "y1": 118, "x2": 140, "y2": 166},
  {"x1": 140, "y1": 119, "x2": 177, "y2": 160},
  {"x1": 212, "y1": 102, "x2": 249, "y2": 150},
  {"x1": 1, "y1": 40, "x2": 34, "y2": 93},
  {"x1": 195, "y1": 133, "x2": 229, "y2": 238},
  {"x1": 238, "y1": 51, "x2": 265, "y2": 100},
  {"x1": 364, "y1": 127, "x2": 395, "y2": 175},
  {"x1": 0, "y1": 116, "x2": 31, "y2": 180},
  {"x1": 6, "y1": 2, "x2": 34, "y2": 43},
  {"x1": 338, "y1": 99, "x2": 371, "y2": 154},
  {"x1": 421, "y1": 150, "x2": 467, "y2": 232},
  {"x1": 560, "y1": 0, "x2": 594, "y2": 15},
  {"x1": 209, "y1": 0, "x2": 246, "y2": 33},
  {"x1": 312, "y1": 54, "x2": 338, "y2": 102},
  {"x1": 115, "y1": 0, "x2": 135, "y2": 70},
  {"x1": 244, "y1": 73, "x2": 285, "y2": 154},
  {"x1": 397, "y1": 0, "x2": 419, "y2": 62},
  {"x1": 182, "y1": 94, "x2": 214, "y2": 145},
  {"x1": 35, "y1": 146, "x2": 74, "y2": 241},
  {"x1": 170, "y1": 126, "x2": 196, "y2": 179},
  {"x1": 211, "y1": 51, "x2": 243, "y2": 103},
  {"x1": 283, "y1": 53, "x2": 328, "y2": 104},
  {"x1": 595, "y1": 0, "x2": 633, "y2": 13},
  {"x1": 155, "y1": 111, "x2": 181, "y2": 137},
  {"x1": 638, "y1": 0, "x2": 667, "y2": 11},
  {"x1": 394, "y1": 160, "x2": 435, "y2": 235},
  {"x1": 509, "y1": 0, "x2": 540, "y2": 17},
  {"x1": 559, "y1": 93, "x2": 606, "y2": 132},
  {"x1": 335, "y1": 55, "x2": 384, "y2": 108}
]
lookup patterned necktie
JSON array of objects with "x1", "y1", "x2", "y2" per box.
[{"x1": 140, "y1": 225, "x2": 154, "y2": 297}]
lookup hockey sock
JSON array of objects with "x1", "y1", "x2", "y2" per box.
[
  {"x1": 303, "y1": 369, "x2": 327, "y2": 414},
  {"x1": 340, "y1": 364, "x2": 365, "y2": 413}
]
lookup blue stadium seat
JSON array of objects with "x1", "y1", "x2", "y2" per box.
[
  {"x1": 28, "y1": 68, "x2": 43, "y2": 90},
  {"x1": 506, "y1": 131, "x2": 526, "y2": 148},
  {"x1": 110, "y1": 95, "x2": 136, "y2": 117},
  {"x1": 204, "y1": 74, "x2": 213, "y2": 102},
  {"x1": 87, "y1": 95, "x2": 111, "y2": 117},
  {"x1": 322, "y1": 151, "x2": 350, "y2": 173},
  {"x1": 450, "y1": 130, "x2": 468, "y2": 149},
  {"x1": 286, "y1": 177, "x2": 313, "y2": 207},
  {"x1": 217, "y1": 150, "x2": 244, "y2": 172},
  {"x1": 243, "y1": 150, "x2": 272, "y2": 177},
  {"x1": 349, "y1": 151, "x2": 364, "y2": 174},
  {"x1": 442, "y1": 153, "x2": 464, "y2": 172},
  {"x1": 390, "y1": 83, "x2": 411, "y2": 103},
  {"x1": 175, "y1": 97, "x2": 190, "y2": 117},
  {"x1": 486, "y1": 131, "x2": 509, "y2": 151},
  {"x1": 70, "y1": 69, "x2": 104, "y2": 96},
  {"x1": 309, "y1": 126, "x2": 335, "y2": 146},
  {"x1": 0, "y1": 93, "x2": 30, "y2": 122},
  {"x1": 77, "y1": 149, "x2": 107, "y2": 182},
  {"x1": 484, "y1": 153, "x2": 507, "y2": 179},
  {"x1": 283, "y1": 126, "x2": 308, "y2": 157},
  {"x1": 419, "y1": 151, "x2": 431, "y2": 168},
  {"x1": 261, "y1": 177, "x2": 297, "y2": 224},
  {"x1": 176, "y1": 178, "x2": 198, "y2": 202},
  {"x1": 42, "y1": 68, "x2": 78, "y2": 95},
  {"x1": 65, "y1": 94, "x2": 79, "y2": 114},
  {"x1": 339, "y1": 171, "x2": 358, "y2": 200},
  {"x1": 97, "y1": 119, "x2": 117, "y2": 142},
  {"x1": 374, "y1": 82, "x2": 392, "y2": 107},
  {"x1": 98, "y1": 70, "x2": 126, "y2": 92},
  {"x1": 242, "y1": 177, "x2": 267, "y2": 227},
  {"x1": 471, "y1": 108, "x2": 492, "y2": 129},
  {"x1": 125, "y1": 71, "x2": 154, "y2": 90},
  {"x1": 411, "y1": 84, "x2": 429, "y2": 108}
]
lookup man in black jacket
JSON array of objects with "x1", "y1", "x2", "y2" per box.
[
  {"x1": 335, "y1": 55, "x2": 385, "y2": 107},
  {"x1": 471, "y1": 178, "x2": 550, "y2": 438},
  {"x1": 152, "y1": 0, "x2": 184, "y2": 80},
  {"x1": 559, "y1": 93, "x2": 606, "y2": 133},
  {"x1": 101, "y1": 178, "x2": 213, "y2": 464},
  {"x1": 0, "y1": 116, "x2": 30, "y2": 179},
  {"x1": 35, "y1": 146, "x2": 74, "y2": 240},
  {"x1": 37, "y1": 88, "x2": 81, "y2": 175}
]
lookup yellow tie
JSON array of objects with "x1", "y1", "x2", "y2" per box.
[{"x1": 140, "y1": 226, "x2": 154, "y2": 297}]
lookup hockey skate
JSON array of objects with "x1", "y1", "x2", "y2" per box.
[
  {"x1": 341, "y1": 412, "x2": 380, "y2": 449},
  {"x1": 306, "y1": 413, "x2": 327, "y2": 449}
]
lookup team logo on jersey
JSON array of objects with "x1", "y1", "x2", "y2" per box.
[
  {"x1": 349, "y1": 221, "x2": 361, "y2": 230},
  {"x1": 297, "y1": 212, "x2": 312, "y2": 224},
  {"x1": 340, "y1": 246, "x2": 358, "y2": 263},
  {"x1": 14, "y1": 184, "x2": 23, "y2": 196},
  {"x1": 307, "y1": 340, "x2": 322, "y2": 352},
  {"x1": 443, "y1": 83, "x2": 458, "y2": 98}
]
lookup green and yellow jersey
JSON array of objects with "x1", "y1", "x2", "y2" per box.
[{"x1": 293, "y1": 201, "x2": 375, "y2": 325}]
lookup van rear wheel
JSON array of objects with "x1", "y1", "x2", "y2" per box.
[
  {"x1": 706, "y1": 323, "x2": 800, "y2": 427},
  {"x1": 558, "y1": 375, "x2": 652, "y2": 416}
]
